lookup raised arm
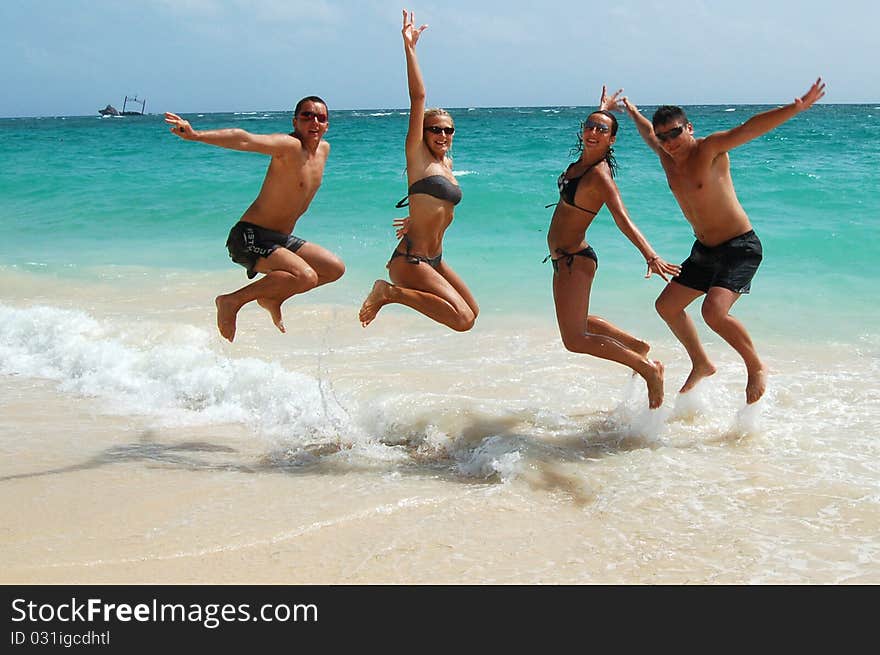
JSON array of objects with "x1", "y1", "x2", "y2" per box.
[
  {"x1": 401, "y1": 9, "x2": 429, "y2": 155},
  {"x1": 622, "y1": 97, "x2": 664, "y2": 155},
  {"x1": 703, "y1": 77, "x2": 826, "y2": 155},
  {"x1": 164, "y1": 112, "x2": 299, "y2": 157},
  {"x1": 601, "y1": 174, "x2": 681, "y2": 281}
]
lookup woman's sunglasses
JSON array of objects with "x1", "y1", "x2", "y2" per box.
[
  {"x1": 582, "y1": 120, "x2": 611, "y2": 134},
  {"x1": 654, "y1": 125, "x2": 685, "y2": 142},
  {"x1": 425, "y1": 125, "x2": 455, "y2": 135}
]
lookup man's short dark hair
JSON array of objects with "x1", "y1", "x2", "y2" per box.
[
  {"x1": 652, "y1": 105, "x2": 688, "y2": 128},
  {"x1": 294, "y1": 96, "x2": 328, "y2": 116}
]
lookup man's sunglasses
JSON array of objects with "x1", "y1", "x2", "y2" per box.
[
  {"x1": 582, "y1": 119, "x2": 611, "y2": 134},
  {"x1": 654, "y1": 125, "x2": 686, "y2": 142},
  {"x1": 425, "y1": 125, "x2": 455, "y2": 135},
  {"x1": 298, "y1": 110, "x2": 328, "y2": 124}
]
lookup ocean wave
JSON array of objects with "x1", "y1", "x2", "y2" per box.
[
  {"x1": 0, "y1": 303, "x2": 668, "y2": 484},
  {"x1": 0, "y1": 303, "x2": 352, "y2": 443}
]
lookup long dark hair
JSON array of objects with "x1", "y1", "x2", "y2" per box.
[{"x1": 570, "y1": 109, "x2": 618, "y2": 178}]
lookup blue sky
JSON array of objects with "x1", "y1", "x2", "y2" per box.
[{"x1": 2, "y1": 0, "x2": 877, "y2": 117}]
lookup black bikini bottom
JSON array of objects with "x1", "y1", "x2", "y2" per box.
[
  {"x1": 545, "y1": 246, "x2": 598, "y2": 272},
  {"x1": 388, "y1": 236, "x2": 442, "y2": 269}
]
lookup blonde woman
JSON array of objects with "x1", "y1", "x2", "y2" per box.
[{"x1": 359, "y1": 10, "x2": 478, "y2": 331}]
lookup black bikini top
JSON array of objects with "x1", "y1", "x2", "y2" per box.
[
  {"x1": 395, "y1": 175, "x2": 462, "y2": 208},
  {"x1": 551, "y1": 162, "x2": 599, "y2": 216}
]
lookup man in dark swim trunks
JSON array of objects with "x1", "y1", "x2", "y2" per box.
[
  {"x1": 164, "y1": 97, "x2": 344, "y2": 343},
  {"x1": 620, "y1": 78, "x2": 825, "y2": 404}
]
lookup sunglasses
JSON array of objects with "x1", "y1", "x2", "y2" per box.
[
  {"x1": 298, "y1": 110, "x2": 328, "y2": 124},
  {"x1": 582, "y1": 119, "x2": 611, "y2": 134},
  {"x1": 425, "y1": 125, "x2": 455, "y2": 135},
  {"x1": 654, "y1": 125, "x2": 685, "y2": 142}
]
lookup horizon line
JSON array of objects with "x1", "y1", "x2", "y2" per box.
[{"x1": 3, "y1": 101, "x2": 877, "y2": 120}]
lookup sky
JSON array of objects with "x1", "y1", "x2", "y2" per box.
[{"x1": 1, "y1": 0, "x2": 878, "y2": 117}]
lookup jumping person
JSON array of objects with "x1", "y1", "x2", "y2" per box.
[
  {"x1": 165, "y1": 96, "x2": 344, "y2": 342},
  {"x1": 621, "y1": 78, "x2": 825, "y2": 403},
  {"x1": 547, "y1": 86, "x2": 680, "y2": 409},
  {"x1": 359, "y1": 10, "x2": 478, "y2": 332}
]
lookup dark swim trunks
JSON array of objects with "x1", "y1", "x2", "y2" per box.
[
  {"x1": 225, "y1": 221, "x2": 306, "y2": 279},
  {"x1": 673, "y1": 230, "x2": 763, "y2": 294}
]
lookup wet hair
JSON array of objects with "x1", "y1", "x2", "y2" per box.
[
  {"x1": 652, "y1": 105, "x2": 688, "y2": 128},
  {"x1": 294, "y1": 95, "x2": 328, "y2": 116},
  {"x1": 571, "y1": 110, "x2": 618, "y2": 178}
]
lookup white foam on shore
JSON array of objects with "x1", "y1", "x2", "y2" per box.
[
  {"x1": 672, "y1": 382, "x2": 711, "y2": 419},
  {"x1": 3, "y1": 300, "x2": 879, "y2": 492},
  {"x1": 0, "y1": 303, "x2": 596, "y2": 481},
  {"x1": 0, "y1": 303, "x2": 354, "y2": 443},
  {"x1": 732, "y1": 401, "x2": 764, "y2": 435}
]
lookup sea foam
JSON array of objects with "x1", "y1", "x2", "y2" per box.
[{"x1": 0, "y1": 303, "x2": 354, "y2": 443}]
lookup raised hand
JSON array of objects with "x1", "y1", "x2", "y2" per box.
[
  {"x1": 621, "y1": 96, "x2": 640, "y2": 114},
  {"x1": 599, "y1": 85, "x2": 624, "y2": 112},
  {"x1": 164, "y1": 112, "x2": 195, "y2": 140},
  {"x1": 795, "y1": 77, "x2": 826, "y2": 112},
  {"x1": 402, "y1": 9, "x2": 428, "y2": 49}
]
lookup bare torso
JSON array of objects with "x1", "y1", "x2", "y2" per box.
[
  {"x1": 402, "y1": 160, "x2": 457, "y2": 257},
  {"x1": 547, "y1": 163, "x2": 606, "y2": 254},
  {"x1": 239, "y1": 139, "x2": 329, "y2": 234},
  {"x1": 661, "y1": 139, "x2": 752, "y2": 246}
]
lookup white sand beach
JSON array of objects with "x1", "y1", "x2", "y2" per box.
[{"x1": 2, "y1": 271, "x2": 878, "y2": 584}]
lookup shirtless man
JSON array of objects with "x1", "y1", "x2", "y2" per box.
[
  {"x1": 620, "y1": 78, "x2": 825, "y2": 404},
  {"x1": 164, "y1": 96, "x2": 344, "y2": 342}
]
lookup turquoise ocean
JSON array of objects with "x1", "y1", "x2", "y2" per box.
[
  {"x1": 1, "y1": 105, "x2": 879, "y2": 583},
  {"x1": 1, "y1": 105, "x2": 877, "y2": 334}
]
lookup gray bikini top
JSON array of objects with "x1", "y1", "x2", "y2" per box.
[{"x1": 395, "y1": 175, "x2": 462, "y2": 208}]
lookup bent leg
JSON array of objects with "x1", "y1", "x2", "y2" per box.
[
  {"x1": 655, "y1": 281, "x2": 716, "y2": 394},
  {"x1": 553, "y1": 258, "x2": 664, "y2": 409},
  {"x1": 294, "y1": 242, "x2": 346, "y2": 287},
  {"x1": 435, "y1": 260, "x2": 480, "y2": 320},
  {"x1": 216, "y1": 248, "x2": 319, "y2": 342},
  {"x1": 587, "y1": 316, "x2": 650, "y2": 357},
  {"x1": 360, "y1": 260, "x2": 476, "y2": 331},
  {"x1": 701, "y1": 287, "x2": 767, "y2": 404}
]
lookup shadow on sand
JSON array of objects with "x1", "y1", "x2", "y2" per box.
[{"x1": 1, "y1": 412, "x2": 660, "y2": 507}]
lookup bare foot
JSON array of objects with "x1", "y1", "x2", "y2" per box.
[
  {"x1": 644, "y1": 359, "x2": 665, "y2": 409},
  {"x1": 359, "y1": 280, "x2": 392, "y2": 327},
  {"x1": 257, "y1": 298, "x2": 286, "y2": 334},
  {"x1": 679, "y1": 360, "x2": 717, "y2": 394},
  {"x1": 215, "y1": 294, "x2": 241, "y2": 343},
  {"x1": 746, "y1": 366, "x2": 768, "y2": 404}
]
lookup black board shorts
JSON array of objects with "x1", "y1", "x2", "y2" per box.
[
  {"x1": 673, "y1": 230, "x2": 763, "y2": 294},
  {"x1": 225, "y1": 221, "x2": 306, "y2": 279}
]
